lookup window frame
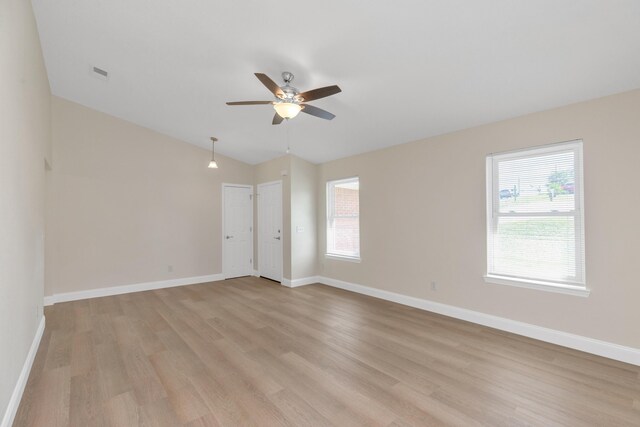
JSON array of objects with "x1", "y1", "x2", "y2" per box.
[
  {"x1": 485, "y1": 140, "x2": 588, "y2": 297},
  {"x1": 326, "y1": 176, "x2": 361, "y2": 261}
]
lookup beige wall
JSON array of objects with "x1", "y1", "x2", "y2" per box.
[
  {"x1": 290, "y1": 156, "x2": 318, "y2": 280},
  {"x1": 318, "y1": 89, "x2": 640, "y2": 349},
  {"x1": 47, "y1": 97, "x2": 253, "y2": 295},
  {"x1": 0, "y1": 0, "x2": 50, "y2": 420},
  {"x1": 252, "y1": 155, "x2": 318, "y2": 281},
  {"x1": 253, "y1": 155, "x2": 291, "y2": 279}
]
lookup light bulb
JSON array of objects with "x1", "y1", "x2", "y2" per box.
[{"x1": 208, "y1": 160, "x2": 218, "y2": 169}]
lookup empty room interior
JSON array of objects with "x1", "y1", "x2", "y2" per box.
[{"x1": 3, "y1": 0, "x2": 640, "y2": 426}]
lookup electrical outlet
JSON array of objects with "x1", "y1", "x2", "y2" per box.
[{"x1": 430, "y1": 281, "x2": 437, "y2": 291}]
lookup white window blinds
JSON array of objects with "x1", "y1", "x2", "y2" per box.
[
  {"x1": 486, "y1": 141, "x2": 585, "y2": 288},
  {"x1": 327, "y1": 177, "x2": 360, "y2": 259}
]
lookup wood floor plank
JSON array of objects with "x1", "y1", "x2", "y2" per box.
[
  {"x1": 188, "y1": 370, "x2": 255, "y2": 426},
  {"x1": 102, "y1": 391, "x2": 140, "y2": 426},
  {"x1": 19, "y1": 366, "x2": 71, "y2": 427},
  {"x1": 278, "y1": 351, "x2": 396, "y2": 425},
  {"x1": 68, "y1": 371, "x2": 106, "y2": 427},
  {"x1": 183, "y1": 413, "x2": 223, "y2": 427},
  {"x1": 43, "y1": 329, "x2": 73, "y2": 371},
  {"x1": 164, "y1": 383, "x2": 210, "y2": 424},
  {"x1": 120, "y1": 342, "x2": 168, "y2": 406},
  {"x1": 391, "y1": 382, "x2": 482, "y2": 427},
  {"x1": 212, "y1": 372, "x2": 289, "y2": 426},
  {"x1": 13, "y1": 277, "x2": 640, "y2": 426},
  {"x1": 205, "y1": 338, "x2": 284, "y2": 396},
  {"x1": 137, "y1": 397, "x2": 183, "y2": 427},
  {"x1": 69, "y1": 331, "x2": 95, "y2": 378},
  {"x1": 267, "y1": 388, "x2": 334, "y2": 427}
]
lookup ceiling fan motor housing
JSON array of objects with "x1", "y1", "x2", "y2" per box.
[
  {"x1": 279, "y1": 72, "x2": 298, "y2": 100},
  {"x1": 280, "y1": 86, "x2": 299, "y2": 100}
]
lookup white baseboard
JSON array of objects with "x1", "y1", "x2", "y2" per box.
[
  {"x1": 252, "y1": 270, "x2": 260, "y2": 277},
  {"x1": 317, "y1": 276, "x2": 640, "y2": 366},
  {"x1": 44, "y1": 273, "x2": 225, "y2": 306},
  {"x1": 281, "y1": 276, "x2": 320, "y2": 288},
  {"x1": 1, "y1": 315, "x2": 46, "y2": 427}
]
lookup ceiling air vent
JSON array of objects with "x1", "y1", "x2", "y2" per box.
[{"x1": 92, "y1": 66, "x2": 109, "y2": 81}]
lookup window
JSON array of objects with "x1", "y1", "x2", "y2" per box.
[
  {"x1": 485, "y1": 140, "x2": 587, "y2": 296},
  {"x1": 326, "y1": 177, "x2": 360, "y2": 260}
]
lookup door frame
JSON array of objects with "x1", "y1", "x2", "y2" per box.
[
  {"x1": 257, "y1": 180, "x2": 283, "y2": 282},
  {"x1": 222, "y1": 183, "x2": 254, "y2": 279}
]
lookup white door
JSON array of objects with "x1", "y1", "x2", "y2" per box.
[
  {"x1": 223, "y1": 184, "x2": 253, "y2": 279},
  {"x1": 258, "y1": 181, "x2": 282, "y2": 282}
]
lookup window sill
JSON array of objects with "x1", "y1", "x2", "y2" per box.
[
  {"x1": 325, "y1": 254, "x2": 361, "y2": 263},
  {"x1": 484, "y1": 274, "x2": 590, "y2": 297}
]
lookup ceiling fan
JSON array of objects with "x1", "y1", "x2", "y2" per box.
[{"x1": 226, "y1": 72, "x2": 341, "y2": 125}]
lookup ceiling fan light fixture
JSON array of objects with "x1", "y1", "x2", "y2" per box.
[{"x1": 274, "y1": 102, "x2": 302, "y2": 119}]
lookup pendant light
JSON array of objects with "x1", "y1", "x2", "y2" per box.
[{"x1": 208, "y1": 137, "x2": 218, "y2": 169}]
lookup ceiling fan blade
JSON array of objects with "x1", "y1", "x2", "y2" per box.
[
  {"x1": 301, "y1": 104, "x2": 336, "y2": 120},
  {"x1": 296, "y1": 85, "x2": 341, "y2": 102},
  {"x1": 255, "y1": 73, "x2": 285, "y2": 98},
  {"x1": 226, "y1": 101, "x2": 273, "y2": 105},
  {"x1": 272, "y1": 112, "x2": 284, "y2": 125}
]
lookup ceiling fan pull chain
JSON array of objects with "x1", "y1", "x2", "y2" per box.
[{"x1": 286, "y1": 124, "x2": 291, "y2": 154}]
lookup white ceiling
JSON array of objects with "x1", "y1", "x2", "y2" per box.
[{"x1": 32, "y1": 0, "x2": 640, "y2": 165}]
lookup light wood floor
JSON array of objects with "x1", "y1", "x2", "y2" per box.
[{"x1": 14, "y1": 277, "x2": 640, "y2": 426}]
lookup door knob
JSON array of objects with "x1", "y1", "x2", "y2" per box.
[
  {"x1": 226, "y1": 235, "x2": 233, "y2": 239},
  {"x1": 274, "y1": 236, "x2": 281, "y2": 240}
]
